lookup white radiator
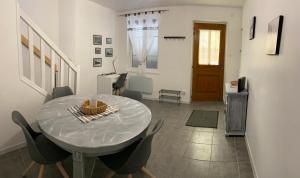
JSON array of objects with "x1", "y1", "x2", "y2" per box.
[{"x1": 128, "y1": 76, "x2": 153, "y2": 94}]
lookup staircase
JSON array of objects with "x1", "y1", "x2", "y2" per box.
[{"x1": 17, "y1": 8, "x2": 80, "y2": 96}]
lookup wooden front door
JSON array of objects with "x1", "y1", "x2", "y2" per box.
[{"x1": 192, "y1": 23, "x2": 226, "y2": 101}]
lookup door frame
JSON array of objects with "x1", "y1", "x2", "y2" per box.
[{"x1": 190, "y1": 21, "x2": 228, "y2": 102}]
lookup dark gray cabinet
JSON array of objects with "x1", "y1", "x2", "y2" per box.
[{"x1": 225, "y1": 87, "x2": 248, "y2": 136}]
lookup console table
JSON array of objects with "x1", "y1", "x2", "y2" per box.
[{"x1": 224, "y1": 83, "x2": 248, "y2": 136}]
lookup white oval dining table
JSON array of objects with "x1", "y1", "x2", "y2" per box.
[{"x1": 37, "y1": 94, "x2": 152, "y2": 178}]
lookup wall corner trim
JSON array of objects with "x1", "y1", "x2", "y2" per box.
[{"x1": 245, "y1": 133, "x2": 259, "y2": 178}]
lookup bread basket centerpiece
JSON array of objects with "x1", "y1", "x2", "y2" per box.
[{"x1": 80, "y1": 100, "x2": 107, "y2": 115}]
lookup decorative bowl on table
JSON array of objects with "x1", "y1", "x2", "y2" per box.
[{"x1": 80, "y1": 100, "x2": 107, "y2": 115}]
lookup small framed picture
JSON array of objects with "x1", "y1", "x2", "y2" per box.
[
  {"x1": 93, "y1": 35, "x2": 102, "y2": 45},
  {"x1": 105, "y1": 48, "x2": 113, "y2": 57},
  {"x1": 249, "y1": 16, "x2": 256, "y2": 40},
  {"x1": 106, "y1": 38, "x2": 112, "y2": 44},
  {"x1": 95, "y1": 48, "x2": 101, "y2": 54},
  {"x1": 93, "y1": 58, "x2": 102, "y2": 67}
]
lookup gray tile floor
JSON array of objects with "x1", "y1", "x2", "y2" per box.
[{"x1": 0, "y1": 100, "x2": 254, "y2": 178}]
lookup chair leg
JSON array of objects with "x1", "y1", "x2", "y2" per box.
[
  {"x1": 141, "y1": 167, "x2": 156, "y2": 178},
  {"x1": 38, "y1": 164, "x2": 45, "y2": 178},
  {"x1": 104, "y1": 170, "x2": 115, "y2": 178},
  {"x1": 128, "y1": 174, "x2": 133, "y2": 178},
  {"x1": 22, "y1": 161, "x2": 36, "y2": 176},
  {"x1": 56, "y1": 162, "x2": 69, "y2": 178}
]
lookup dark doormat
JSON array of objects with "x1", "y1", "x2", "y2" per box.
[{"x1": 186, "y1": 110, "x2": 219, "y2": 128}]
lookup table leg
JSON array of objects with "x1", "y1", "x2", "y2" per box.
[
  {"x1": 72, "y1": 152, "x2": 96, "y2": 178},
  {"x1": 72, "y1": 152, "x2": 87, "y2": 178}
]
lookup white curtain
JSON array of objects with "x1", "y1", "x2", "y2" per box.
[
  {"x1": 198, "y1": 30, "x2": 220, "y2": 65},
  {"x1": 127, "y1": 13, "x2": 159, "y2": 68}
]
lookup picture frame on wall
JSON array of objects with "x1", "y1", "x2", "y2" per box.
[
  {"x1": 105, "y1": 48, "x2": 113, "y2": 57},
  {"x1": 249, "y1": 16, "x2": 256, "y2": 40},
  {"x1": 93, "y1": 35, "x2": 102, "y2": 45},
  {"x1": 266, "y1": 15, "x2": 284, "y2": 55},
  {"x1": 95, "y1": 48, "x2": 101, "y2": 54},
  {"x1": 106, "y1": 38, "x2": 112, "y2": 44},
  {"x1": 93, "y1": 58, "x2": 102, "y2": 67}
]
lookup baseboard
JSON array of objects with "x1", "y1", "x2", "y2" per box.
[
  {"x1": 0, "y1": 141, "x2": 26, "y2": 155},
  {"x1": 142, "y1": 96, "x2": 191, "y2": 104},
  {"x1": 245, "y1": 134, "x2": 259, "y2": 178}
]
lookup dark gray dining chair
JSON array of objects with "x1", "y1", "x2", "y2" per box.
[
  {"x1": 52, "y1": 86, "x2": 74, "y2": 99},
  {"x1": 98, "y1": 119, "x2": 164, "y2": 178},
  {"x1": 12, "y1": 111, "x2": 70, "y2": 178},
  {"x1": 121, "y1": 89, "x2": 142, "y2": 101},
  {"x1": 113, "y1": 73, "x2": 128, "y2": 95}
]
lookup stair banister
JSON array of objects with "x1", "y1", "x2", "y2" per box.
[{"x1": 17, "y1": 6, "x2": 80, "y2": 95}]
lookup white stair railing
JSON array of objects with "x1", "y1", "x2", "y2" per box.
[{"x1": 17, "y1": 8, "x2": 80, "y2": 96}]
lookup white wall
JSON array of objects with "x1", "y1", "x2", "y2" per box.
[
  {"x1": 19, "y1": 0, "x2": 60, "y2": 46},
  {"x1": 0, "y1": 0, "x2": 46, "y2": 153},
  {"x1": 116, "y1": 6, "x2": 242, "y2": 103},
  {"x1": 240, "y1": 0, "x2": 300, "y2": 177},
  {"x1": 59, "y1": 0, "x2": 77, "y2": 60},
  {"x1": 74, "y1": 0, "x2": 117, "y2": 95},
  {"x1": 19, "y1": 0, "x2": 77, "y2": 61}
]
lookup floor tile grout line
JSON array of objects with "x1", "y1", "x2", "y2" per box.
[
  {"x1": 235, "y1": 137, "x2": 242, "y2": 178},
  {"x1": 237, "y1": 149, "x2": 241, "y2": 178},
  {"x1": 19, "y1": 148, "x2": 27, "y2": 169},
  {"x1": 210, "y1": 130, "x2": 215, "y2": 163}
]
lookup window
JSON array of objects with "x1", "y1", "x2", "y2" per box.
[
  {"x1": 198, "y1": 30, "x2": 221, "y2": 65},
  {"x1": 127, "y1": 14, "x2": 159, "y2": 70},
  {"x1": 146, "y1": 35, "x2": 158, "y2": 69}
]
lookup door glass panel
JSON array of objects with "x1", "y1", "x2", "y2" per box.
[{"x1": 198, "y1": 30, "x2": 221, "y2": 65}]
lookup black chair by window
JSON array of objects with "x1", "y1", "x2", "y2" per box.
[
  {"x1": 52, "y1": 86, "x2": 74, "y2": 99},
  {"x1": 113, "y1": 73, "x2": 128, "y2": 95},
  {"x1": 98, "y1": 119, "x2": 164, "y2": 178},
  {"x1": 12, "y1": 111, "x2": 70, "y2": 178}
]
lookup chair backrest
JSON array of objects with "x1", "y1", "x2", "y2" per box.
[
  {"x1": 114, "y1": 73, "x2": 128, "y2": 89},
  {"x1": 52, "y1": 86, "x2": 74, "y2": 99},
  {"x1": 118, "y1": 119, "x2": 164, "y2": 173},
  {"x1": 12, "y1": 111, "x2": 46, "y2": 163}
]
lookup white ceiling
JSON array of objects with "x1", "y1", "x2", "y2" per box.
[{"x1": 91, "y1": 0, "x2": 245, "y2": 12}]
